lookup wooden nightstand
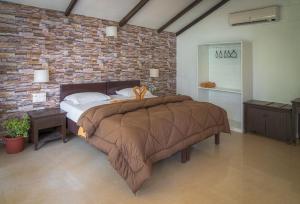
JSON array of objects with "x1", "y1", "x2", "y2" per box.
[{"x1": 28, "y1": 108, "x2": 67, "y2": 150}]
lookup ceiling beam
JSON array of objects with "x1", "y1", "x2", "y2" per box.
[
  {"x1": 65, "y1": 0, "x2": 78, "y2": 16},
  {"x1": 119, "y1": 0, "x2": 150, "y2": 27},
  {"x1": 176, "y1": 0, "x2": 230, "y2": 36},
  {"x1": 157, "y1": 0, "x2": 203, "y2": 33}
]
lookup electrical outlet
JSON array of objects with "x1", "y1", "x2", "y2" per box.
[{"x1": 32, "y1": 92, "x2": 46, "y2": 103}]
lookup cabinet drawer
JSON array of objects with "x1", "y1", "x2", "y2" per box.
[
  {"x1": 265, "y1": 110, "x2": 286, "y2": 140},
  {"x1": 34, "y1": 115, "x2": 65, "y2": 129},
  {"x1": 246, "y1": 106, "x2": 266, "y2": 135}
]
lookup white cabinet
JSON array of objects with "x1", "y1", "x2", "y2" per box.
[{"x1": 197, "y1": 41, "x2": 252, "y2": 132}]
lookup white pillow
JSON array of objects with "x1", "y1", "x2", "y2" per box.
[
  {"x1": 64, "y1": 92, "x2": 111, "y2": 104},
  {"x1": 116, "y1": 88, "x2": 154, "y2": 97}
]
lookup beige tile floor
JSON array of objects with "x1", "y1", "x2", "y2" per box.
[{"x1": 0, "y1": 132, "x2": 300, "y2": 204}]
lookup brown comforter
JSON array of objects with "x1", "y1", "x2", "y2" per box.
[{"x1": 78, "y1": 95, "x2": 230, "y2": 192}]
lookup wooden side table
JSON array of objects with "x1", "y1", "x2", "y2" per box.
[
  {"x1": 28, "y1": 108, "x2": 67, "y2": 150},
  {"x1": 292, "y1": 98, "x2": 300, "y2": 144}
]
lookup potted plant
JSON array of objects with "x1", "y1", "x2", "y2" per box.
[{"x1": 2, "y1": 114, "x2": 30, "y2": 154}]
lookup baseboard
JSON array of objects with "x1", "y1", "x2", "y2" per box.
[{"x1": 230, "y1": 127, "x2": 243, "y2": 133}]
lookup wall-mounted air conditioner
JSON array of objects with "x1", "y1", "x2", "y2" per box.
[{"x1": 229, "y1": 6, "x2": 280, "y2": 26}]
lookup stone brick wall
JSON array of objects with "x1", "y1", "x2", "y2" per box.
[{"x1": 0, "y1": 1, "x2": 176, "y2": 132}]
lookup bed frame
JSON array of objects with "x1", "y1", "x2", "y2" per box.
[{"x1": 60, "y1": 80, "x2": 220, "y2": 163}]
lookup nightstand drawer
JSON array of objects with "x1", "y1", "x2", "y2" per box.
[{"x1": 33, "y1": 115, "x2": 65, "y2": 129}]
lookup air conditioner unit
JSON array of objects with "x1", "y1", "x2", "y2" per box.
[{"x1": 229, "y1": 6, "x2": 280, "y2": 26}]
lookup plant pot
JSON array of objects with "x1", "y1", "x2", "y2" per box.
[{"x1": 4, "y1": 136, "x2": 25, "y2": 154}]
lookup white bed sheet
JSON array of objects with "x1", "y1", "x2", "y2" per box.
[
  {"x1": 60, "y1": 100, "x2": 110, "y2": 123},
  {"x1": 60, "y1": 95, "x2": 156, "y2": 122}
]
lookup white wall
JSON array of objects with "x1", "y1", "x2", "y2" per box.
[{"x1": 177, "y1": 0, "x2": 300, "y2": 104}]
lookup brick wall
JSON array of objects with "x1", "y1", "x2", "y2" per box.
[{"x1": 0, "y1": 1, "x2": 176, "y2": 132}]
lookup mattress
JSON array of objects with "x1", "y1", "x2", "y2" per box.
[{"x1": 60, "y1": 95, "x2": 156, "y2": 122}]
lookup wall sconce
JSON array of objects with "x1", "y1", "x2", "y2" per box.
[
  {"x1": 105, "y1": 26, "x2": 117, "y2": 37},
  {"x1": 150, "y1": 69, "x2": 159, "y2": 78},
  {"x1": 34, "y1": 70, "x2": 49, "y2": 83}
]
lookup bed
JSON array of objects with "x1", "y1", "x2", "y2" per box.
[
  {"x1": 60, "y1": 80, "x2": 141, "y2": 134},
  {"x1": 60, "y1": 80, "x2": 230, "y2": 193}
]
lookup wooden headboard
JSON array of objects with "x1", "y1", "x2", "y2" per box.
[
  {"x1": 60, "y1": 82, "x2": 107, "y2": 102},
  {"x1": 106, "y1": 80, "x2": 140, "y2": 95},
  {"x1": 59, "y1": 80, "x2": 140, "y2": 101}
]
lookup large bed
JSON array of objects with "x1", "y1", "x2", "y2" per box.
[
  {"x1": 60, "y1": 80, "x2": 141, "y2": 134},
  {"x1": 60, "y1": 80, "x2": 230, "y2": 193}
]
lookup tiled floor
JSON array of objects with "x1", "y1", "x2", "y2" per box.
[{"x1": 0, "y1": 132, "x2": 299, "y2": 204}]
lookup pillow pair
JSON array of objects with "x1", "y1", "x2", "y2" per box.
[{"x1": 65, "y1": 92, "x2": 110, "y2": 105}]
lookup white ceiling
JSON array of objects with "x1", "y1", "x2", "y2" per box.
[{"x1": 6, "y1": 0, "x2": 222, "y2": 32}]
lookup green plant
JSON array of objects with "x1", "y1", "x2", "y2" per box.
[{"x1": 2, "y1": 114, "x2": 30, "y2": 138}]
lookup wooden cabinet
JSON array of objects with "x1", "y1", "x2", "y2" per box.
[
  {"x1": 292, "y1": 98, "x2": 300, "y2": 143},
  {"x1": 244, "y1": 100, "x2": 292, "y2": 141}
]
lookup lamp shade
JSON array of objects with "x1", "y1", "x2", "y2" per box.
[
  {"x1": 105, "y1": 26, "x2": 117, "y2": 37},
  {"x1": 150, "y1": 69, "x2": 159, "y2": 78},
  {"x1": 34, "y1": 70, "x2": 49, "y2": 83}
]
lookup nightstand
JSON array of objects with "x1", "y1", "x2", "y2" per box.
[{"x1": 28, "y1": 108, "x2": 67, "y2": 150}]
